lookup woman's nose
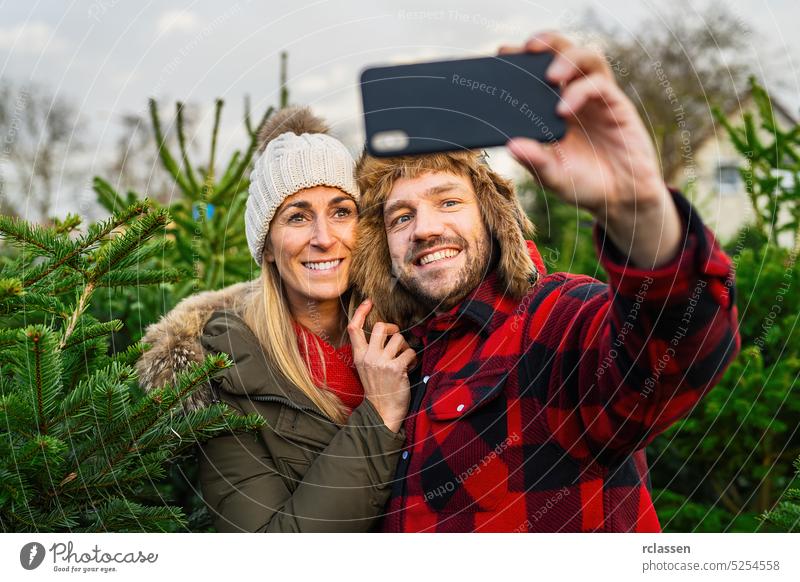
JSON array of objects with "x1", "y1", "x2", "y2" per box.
[{"x1": 311, "y1": 218, "x2": 335, "y2": 248}]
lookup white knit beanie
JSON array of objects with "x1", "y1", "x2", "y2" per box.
[{"x1": 245, "y1": 107, "x2": 359, "y2": 266}]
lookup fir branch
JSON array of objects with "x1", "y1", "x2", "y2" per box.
[
  {"x1": 115, "y1": 341, "x2": 146, "y2": 368},
  {"x1": 112, "y1": 237, "x2": 173, "y2": 270},
  {"x1": 89, "y1": 208, "x2": 170, "y2": 282},
  {"x1": 149, "y1": 98, "x2": 193, "y2": 197},
  {"x1": 76, "y1": 198, "x2": 153, "y2": 253},
  {"x1": 52, "y1": 360, "x2": 133, "y2": 430},
  {"x1": 133, "y1": 404, "x2": 263, "y2": 453},
  {"x1": 0, "y1": 214, "x2": 67, "y2": 257},
  {"x1": 60, "y1": 283, "x2": 95, "y2": 350},
  {"x1": 62, "y1": 319, "x2": 123, "y2": 350},
  {"x1": 11, "y1": 199, "x2": 158, "y2": 290},
  {"x1": 0, "y1": 328, "x2": 18, "y2": 350},
  {"x1": 52, "y1": 214, "x2": 82, "y2": 235},
  {"x1": 0, "y1": 467, "x2": 29, "y2": 506},
  {"x1": 204, "y1": 99, "x2": 224, "y2": 197},
  {"x1": 18, "y1": 256, "x2": 87, "y2": 290},
  {"x1": 11, "y1": 326, "x2": 64, "y2": 433},
  {"x1": 215, "y1": 105, "x2": 273, "y2": 200},
  {"x1": 46, "y1": 272, "x2": 84, "y2": 297},
  {"x1": 96, "y1": 268, "x2": 186, "y2": 289},
  {"x1": 0, "y1": 278, "x2": 23, "y2": 302},
  {"x1": 0, "y1": 292, "x2": 68, "y2": 318},
  {"x1": 86, "y1": 498, "x2": 185, "y2": 532},
  {"x1": 65, "y1": 354, "x2": 228, "y2": 484},
  {"x1": 81, "y1": 450, "x2": 170, "y2": 493},
  {"x1": 217, "y1": 149, "x2": 242, "y2": 190},
  {"x1": 0, "y1": 393, "x2": 36, "y2": 439},
  {"x1": 92, "y1": 176, "x2": 128, "y2": 215},
  {"x1": 15, "y1": 435, "x2": 67, "y2": 470},
  {"x1": 176, "y1": 102, "x2": 200, "y2": 192}
]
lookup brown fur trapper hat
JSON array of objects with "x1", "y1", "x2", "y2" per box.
[{"x1": 350, "y1": 150, "x2": 539, "y2": 329}]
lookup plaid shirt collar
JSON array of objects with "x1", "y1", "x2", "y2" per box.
[{"x1": 410, "y1": 240, "x2": 546, "y2": 342}]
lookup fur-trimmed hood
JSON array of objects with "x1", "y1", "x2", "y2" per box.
[
  {"x1": 134, "y1": 280, "x2": 258, "y2": 413},
  {"x1": 350, "y1": 150, "x2": 542, "y2": 329}
]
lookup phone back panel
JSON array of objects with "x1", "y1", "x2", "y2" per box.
[{"x1": 360, "y1": 52, "x2": 566, "y2": 157}]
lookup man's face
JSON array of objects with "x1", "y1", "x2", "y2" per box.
[{"x1": 383, "y1": 171, "x2": 492, "y2": 312}]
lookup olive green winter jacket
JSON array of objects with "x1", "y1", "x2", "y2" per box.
[{"x1": 135, "y1": 281, "x2": 406, "y2": 532}]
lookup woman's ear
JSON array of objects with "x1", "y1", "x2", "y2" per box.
[{"x1": 263, "y1": 241, "x2": 275, "y2": 263}]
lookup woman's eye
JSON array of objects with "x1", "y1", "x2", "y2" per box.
[
  {"x1": 334, "y1": 207, "x2": 353, "y2": 218},
  {"x1": 288, "y1": 213, "x2": 307, "y2": 223}
]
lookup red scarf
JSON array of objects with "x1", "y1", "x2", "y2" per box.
[{"x1": 292, "y1": 321, "x2": 364, "y2": 413}]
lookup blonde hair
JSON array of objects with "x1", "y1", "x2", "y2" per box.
[{"x1": 240, "y1": 256, "x2": 352, "y2": 425}]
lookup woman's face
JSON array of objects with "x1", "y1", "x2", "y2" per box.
[{"x1": 264, "y1": 185, "x2": 358, "y2": 309}]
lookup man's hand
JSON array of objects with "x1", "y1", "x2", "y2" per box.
[{"x1": 499, "y1": 31, "x2": 683, "y2": 269}]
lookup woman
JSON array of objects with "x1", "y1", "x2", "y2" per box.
[{"x1": 135, "y1": 107, "x2": 415, "y2": 532}]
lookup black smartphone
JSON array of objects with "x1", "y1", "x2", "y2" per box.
[{"x1": 360, "y1": 52, "x2": 566, "y2": 157}]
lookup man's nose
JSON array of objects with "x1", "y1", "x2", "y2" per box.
[{"x1": 411, "y1": 206, "x2": 444, "y2": 240}]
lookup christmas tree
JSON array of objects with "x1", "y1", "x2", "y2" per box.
[
  {"x1": 763, "y1": 455, "x2": 800, "y2": 531},
  {"x1": 0, "y1": 200, "x2": 263, "y2": 532}
]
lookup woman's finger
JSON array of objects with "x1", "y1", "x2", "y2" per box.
[
  {"x1": 367, "y1": 321, "x2": 389, "y2": 353},
  {"x1": 397, "y1": 347, "x2": 418, "y2": 370},
  {"x1": 383, "y1": 323, "x2": 400, "y2": 336},
  {"x1": 347, "y1": 299, "x2": 371, "y2": 354},
  {"x1": 384, "y1": 332, "x2": 406, "y2": 358}
]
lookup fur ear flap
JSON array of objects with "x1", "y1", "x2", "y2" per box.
[
  {"x1": 350, "y1": 211, "x2": 427, "y2": 331},
  {"x1": 472, "y1": 166, "x2": 540, "y2": 296}
]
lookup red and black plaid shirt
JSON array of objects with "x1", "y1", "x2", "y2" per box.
[{"x1": 379, "y1": 189, "x2": 740, "y2": 532}]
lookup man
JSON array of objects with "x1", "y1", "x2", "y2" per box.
[{"x1": 349, "y1": 32, "x2": 740, "y2": 532}]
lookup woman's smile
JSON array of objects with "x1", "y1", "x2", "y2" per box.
[{"x1": 302, "y1": 257, "x2": 345, "y2": 272}]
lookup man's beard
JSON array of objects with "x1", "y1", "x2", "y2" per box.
[{"x1": 394, "y1": 234, "x2": 494, "y2": 313}]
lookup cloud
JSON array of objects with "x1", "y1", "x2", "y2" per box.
[
  {"x1": 0, "y1": 22, "x2": 66, "y2": 54},
  {"x1": 156, "y1": 9, "x2": 202, "y2": 35}
]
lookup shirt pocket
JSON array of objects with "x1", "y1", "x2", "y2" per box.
[{"x1": 420, "y1": 369, "x2": 512, "y2": 513}]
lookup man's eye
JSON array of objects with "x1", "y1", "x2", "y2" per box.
[
  {"x1": 393, "y1": 214, "x2": 411, "y2": 226},
  {"x1": 443, "y1": 200, "x2": 459, "y2": 208}
]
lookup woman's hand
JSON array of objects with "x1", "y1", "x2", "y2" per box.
[{"x1": 347, "y1": 298, "x2": 417, "y2": 433}]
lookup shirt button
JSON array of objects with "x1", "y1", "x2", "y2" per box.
[
  {"x1": 456, "y1": 404, "x2": 465, "y2": 412},
  {"x1": 423, "y1": 375, "x2": 430, "y2": 383},
  {"x1": 401, "y1": 451, "x2": 409, "y2": 460}
]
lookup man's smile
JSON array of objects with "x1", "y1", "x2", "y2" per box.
[{"x1": 413, "y1": 247, "x2": 463, "y2": 267}]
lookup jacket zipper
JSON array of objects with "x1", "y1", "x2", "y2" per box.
[{"x1": 245, "y1": 393, "x2": 335, "y2": 423}]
